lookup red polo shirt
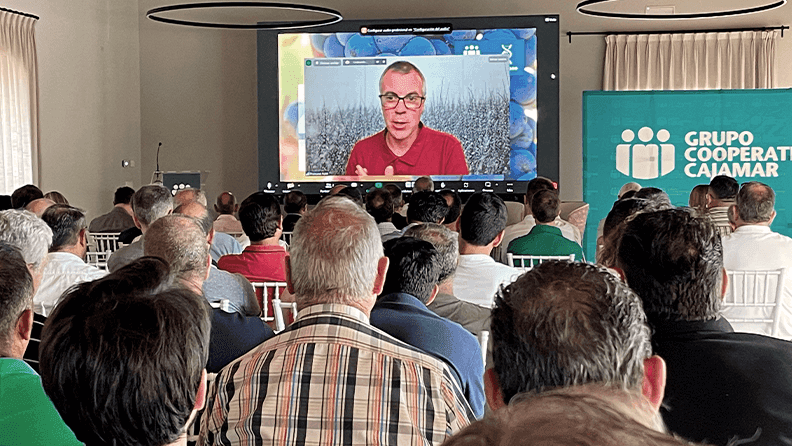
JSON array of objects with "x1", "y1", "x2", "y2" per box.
[
  {"x1": 217, "y1": 244, "x2": 287, "y2": 283},
  {"x1": 344, "y1": 124, "x2": 469, "y2": 176}
]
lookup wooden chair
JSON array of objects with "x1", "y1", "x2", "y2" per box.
[
  {"x1": 506, "y1": 253, "x2": 575, "y2": 270},
  {"x1": 87, "y1": 232, "x2": 122, "y2": 253},
  {"x1": 722, "y1": 268, "x2": 786, "y2": 338},
  {"x1": 251, "y1": 281, "x2": 288, "y2": 322},
  {"x1": 280, "y1": 231, "x2": 293, "y2": 245},
  {"x1": 85, "y1": 251, "x2": 111, "y2": 270},
  {"x1": 271, "y1": 297, "x2": 298, "y2": 333}
]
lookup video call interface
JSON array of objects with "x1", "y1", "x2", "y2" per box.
[{"x1": 277, "y1": 25, "x2": 539, "y2": 185}]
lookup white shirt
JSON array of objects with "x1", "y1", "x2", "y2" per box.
[
  {"x1": 722, "y1": 225, "x2": 792, "y2": 340},
  {"x1": 453, "y1": 254, "x2": 521, "y2": 308},
  {"x1": 499, "y1": 215, "x2": 581, "y2": 264},
  {"x1": 34, "y1": 251, "x2": 107, "y2": 315}
]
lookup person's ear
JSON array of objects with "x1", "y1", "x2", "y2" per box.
[
  {"x1": 455, "y1": 218, "x2": 461, "y2": 232},
  {"x1": 284, "y1": 255, "x2": 295, "y2": 294},
  {"x1": 194, "y1": 369, "x2": 207, "y2": 411},
  {"x1": 721, "y1": 268, "x2": 728, "y2": 300},
  {"x1": 204, "y1": 256, "x2": 212, "y2": 282},
  {"x1": 133, "y1": 214, "x2": 142, "y2": 230},
  {"x1": 484, "y1": 368, "x2": 506, "y2": 410},
  {"x1": 769, "y1": 210, "x2": 777, "y2": 225},
  {"x1": 278, "y1": 215, "x2": 284, "y2": 230},
  {"x1": 207, "y1": 228, "x2": 215, "y2": 245},
  {"x1": 426, "y1": 284, "x2": 439, "y2": 306},
  {"x1": 78, "y1": 228, "x2": 88, "y2": 248},
  {"x1": 492, "y1": 229, "x2": 506, "y2": 248},
  {"x1": 16, "y1": 308, "x2": 33, "y2": 342},
  {"x1": 705, "y1": 193, "x2": 714, "y2": 208},
  {"x1": 372, "y1": 256, "x2": 390, "y2": 295},
  {"x1": 641, "y1": 355, "x2": 666, "y2": 411}
]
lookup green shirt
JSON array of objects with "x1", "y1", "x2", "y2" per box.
[
  {"x1": 0, "y1": 358, "x2": 83, "y2": 445},
  {"x1": 506, "y1": 224, "x2": 585, "y2": 267}
]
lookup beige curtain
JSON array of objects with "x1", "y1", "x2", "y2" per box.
[
  {"x1": 0, "y1": 11, "x2": 38, "y2": 194},
  {"x1": 603, "y1": 31, "x2": 778, "y2": 91}
]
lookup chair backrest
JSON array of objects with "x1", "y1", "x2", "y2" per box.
[
  {"x1": 477, "y1": 330, "x2": 489, "y2": 368},
  {"x1": 504, "y1": 201, "x2": 525, "y2": 227},
  {"x1": 225, "y1": 231, "x2": 245, "y2": 241},
  {"x1": 85, "y1": 251, "x2": 111, "y2": 270},
  {"x1": 566, "y1": 203, "x2": 590, "y2": 239},
  {"x1": 507, "y1": 253, "x2": 575, "y2": 269},
  {"x1": 208, "y1": 299, "x2": 232, "y2": 313},
  {"x1": 87, "y1": 232, "x2": 122, "y2": 253},
  {"x1": 722, "y1": 268, "x2": 786, "y2": 338},
  {"x1": 271, "y1": 297, "x2": 298, "y2": 333},
  {"x1": 250, "y1": 281, "x2": 288, "y2": 321},
  {"x1": 281, "y1": 231, "x2": 293, "y2": 245}
]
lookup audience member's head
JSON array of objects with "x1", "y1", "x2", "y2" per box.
[
  {"x1": 366, "y1": 188, "x2": 394, "y2": 224},
  {"x1": 113, "y1": 186, "x2": 135, "y2": 205},
  {"x1": 597, "y1": 197, "x2": 671, "y2": 267},
  {"x1": 40, "y1": 257, "x2": 210, "y2": 446},
  {"x1": 132, "y1": 184, "x2": 173, "y2": 231},
  {"x1": 289, "y1": 196, "x2": 385, "y2": 310},
  {"x1": 404, "y1": 223, "x2": 459, "y2": 284},
  {"x1": 380, "y1": 237, "x2": 441, "y2": 304},
  {"x1": 336, "y1": 186, "x2": 364, "y2": 206},
  {"x1": 618, "y1": 182, "x2": 642, "y2": 199},
  {"x1": 633, "y1": 187, "x2": 672, "y2": 207},
  {"x1": 328, "y1": 184, "x2": 347, "y2": 196},
  {"x1": 214, "y1": 191, "x2": 238, "y2": 215},
  {"x1": 708, "y1": 175, "x2": 738, "y2": 203},
  {"x1": 440, "y1": 189, "x2": 462, "y2": 227},
  {"x1": 732, "y1": 181, "x2": 775, "y2": 225},
  {"x1": 25, "y1": 198, "x2": 56, "y2": 217},
  {"x1": 44, "y1": 191, "x2": 69, "y2": 205},
  {"x1": 144, "y1": 215, "x2": 210, "y2": 284},
  {"x1": 406, "y1": 190, "x2": 448, "y2": 224},
  {"x1": 238, "y1": 192, "x2": 282, "y2": 242},
  {"x1": 173, "y1": 187, "x2": 207, "y2": 208},
  {"x1": 283, "y1": 190, "x2": 308, "y2": 215},
  {"x1": 11, "y1": 184, "x2": 43, "y2": 209},
  {"x1": 173, "y1": 201, "x2": 213, "y2": 237},
  {"x1": 531, "y1": 189, "x2": 560, "y2": 224},
  {"x1": 688, "y1": 184, "x2": 709, "y2": 211},
  {"x1": 383, "y1": 183, "x2": 404, "y2": 212},
  {"x1": 412, "y1": 176, "x2": 434, "y2": 193},
  {"x1": 0, "y1": 209, "x2": 53, "y2": 277},
  {"x1": 41, "y1": 205, "x2": 88, "y2": 256},
  {"x1": 0, "y1": 242, "x2": 34, "y2": 359},
  {"x1": 617, "y1": 208, "x2": 722, "y2": 325},
  {"x1": 488, "y1": 261, "x2": 664, "y2": 415},
  {"x1": 523, "y1": 177, "x2": 555, "y2": 209},
  {"x1": 459, "y1": 192, "x2": 508, "y2": 247}
]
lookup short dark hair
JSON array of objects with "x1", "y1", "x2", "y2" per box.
[
  {"x1": 531, "y1": 189, "x2": 560, "y2": 224},
  {"x1": 617, "y1": 208, "x2": 722, "y2": 324},
  {"x1": 459, "y1": 192, "x2": 507, "y2": 246},
  {"x1": 239, "y1": 192, "x2": 282, "y2": 241},
  {"x1": 284, "y1": 190, "x2": 307, "y2": 214},
  {"x1": 736, "y1": 181, "x2": 775, "y2": 223},
  {"x1": 404, "y1": 223, "x2": 458, "y2": 283},
  {"x1": 132, "y1": 185, "x2": 173, "y2": 226},
  {"x1": 366, "y1": 188, "x2": 394, "y2": 224},
  {"x1": 412, "y1": 176, "x2": 434, "y2": 192},
  {"x1": 337, "y1": 186, "x2": 364, "y2": 206},
  {"x1": 709, "y1": 175, "x2": 738, "y2": 200},
  {"x1": 11, "y1": 184, "x2": 43, "y2": 209},
  {"x1": 633, "y1": 187, "x2": 672, "y2": 207},
  {"x1": 491, "y1": 261, "x2": 651, "y2": 405},
  {"x1": 0, "y1": 242, "x2": 33, "y2": 348},
  {"x1": 597, "y1": 198, "x2": 673, "y2": 268},
  {"x1": 524, "y1": 177, "x2": 555, "y2": 205},
  {"x1": 407, "y1": 190, "x2": 448, "y2": 224},
  {"x1": 215, "y1": 192, "x2": 236, "y2": 215},
  {"x1": 113, "y1": 186, "x2": 135, "y2": 205},
  {"x1": 383, "y1": 183, "x2": 404, "y2": 210},
  {"x1": 41, "y1": 205, "x2": 86, "y2": 252},
  {"x1": 40, "y1": 257, "x2": 210, "y2": 446},
  {"x1": 440, "y1": 190, "x2": 462, "y2": 223},
  {"x1": 381, "y1": 237, "x2": 441, "y2": 304}
]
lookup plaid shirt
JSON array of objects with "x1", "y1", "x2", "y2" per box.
[{"x1": 200, "y1": 303, "x2": 473, "y2": 445}]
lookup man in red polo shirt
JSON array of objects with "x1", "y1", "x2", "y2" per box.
[
  {"x1": 345, "y1": 61, "x2": 469, "y2": 177},
  {"x1": 217, "y1": 192, "x2": 287, "y2": 284}
]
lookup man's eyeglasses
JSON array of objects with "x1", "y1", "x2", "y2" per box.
[{"x1": 379, "y1": 93, "x2": 425, "y2": 110}]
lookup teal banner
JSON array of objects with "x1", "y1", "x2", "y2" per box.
[{"x1": 583, "y1": 89, "x2": 792, "y2": 260}]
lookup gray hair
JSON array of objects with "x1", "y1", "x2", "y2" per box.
[
  {"x1": 290, "y1": 196, "x2": 383, "y2": 306},
  {"x1": 0, "y1": 242, "x2": 33, "y2": 349},
  {"x1": 132, "y1": 185, "x2": 173, "y2": 227},
  {"x1": 0, "y1": 209, "x2": 52, "y2": 269},
  {"x1": 143, "y1": 214, "x2": 209, "y2": 281},
  {"x1": 491, "y1": 261, "x2": 652, "y2": 405},
  {"x1": 404, "y1": 223, "x2": 458, "y2": 283},
  {"x1": 736, "y1": 181, "x2": 775, "y2": 223},
  {"x1": 174, "y1": 188, "x2": 207, "y2": 208},
  {"x1": 173, "y1": 202, "x2": 213, "y2": 236},
  {"x1": 379, "y1": 60, "x2": 426, "y2": 96}
]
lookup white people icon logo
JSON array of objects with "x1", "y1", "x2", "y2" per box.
[{"x1": 616, "y1": 127, "x2": 675, "y2": 180}]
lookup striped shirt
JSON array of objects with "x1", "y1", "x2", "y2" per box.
[{"x1": 200, "y1": 303, "x2": 473, "y2": 445}]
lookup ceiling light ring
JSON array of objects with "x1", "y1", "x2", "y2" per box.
[
  {"x1": 146, "y1": 2, "x2": 343, "y2": 30},
  {"x1": 576, "y1": 0, "x2": 787, "y2": 20}
]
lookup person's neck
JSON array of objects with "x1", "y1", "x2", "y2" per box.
[
  {"x1": 385, "y1": 129, "x2": 419, "y2": 156},
  {"x1": 163, "y1": 433, "x2": 187, "y2": 446},
  {"x1": 298, "y1": 296, "x2": 374, "y2": 317},
  {"x1": 180, "y1": 276, "x2": 204, "y2": 295},
  {"x1": 56, "y1": 244, "x2": 85, "y2": 260},
  {"x1": 459, "y1": 239, "x2": 493, "y2": 256},
  {"x1": 115, "y1": 203, "x2": 133, "y2": 217},
  {"x1": 709, "y1": 198, "x2": 733, "y2": 208},
  {"x1": 536, "y1": 219, "x2": 555, "y2": 226},
  {"x1": 437, "y1": 279, "x2": 453, "y2": 296},
  {"x1": 251, "y1": 235, "x2": 281, "y2": 246},
  {"x1": 734, "y1": 219, "x2": 772, "y2": 229}
]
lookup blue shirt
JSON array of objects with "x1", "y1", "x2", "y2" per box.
[{"x1": 370, "y1": 292, "x2": 486, "y2": 418}]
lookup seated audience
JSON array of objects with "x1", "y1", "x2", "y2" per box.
[
  {"x1": 35, "y1": 205, "x2": 106, "y2": 315},
  {"x1": 172, "y1": 188, "x2": 241, "y2": 261},
  {"x1": 404, "y1": 223, "x2": 490, "y2": 337},
  {"x1": 88, "y1": 185, "x2": 136, "y2": 233},
  {"x1": 499, "y1": 177, "x2": 580, "y2": 264},
  {"x1": 0, "y1": 242, "x2": 81, "y2": 446},
  {"x1": 175, "y1": 201, "x2": 260, "y2": 317},
  {"x1": 405, "y1": 190, "x2": 449, "y2": 233},
  {"x1": 201, "y1": 197, "x2": 472, "y2": 444},
  {"x1": 0, "y1": 209, "x2": 53, "y2": 373},
  {"x1": 486, "y1": 262, "x2": 665, "y2": 428},
  {"x1": 688, "y1": 183, "x2": 709, "y2": 213},
  {"x1": 212, "y1": 191, "x2": 242, "y2": 234},
  {"x1": 371, "y1": 236, "x2": 485, "y2": 418},
  {"x1": 144, "y1": 215, "x2": 273, "y2": 373},
  {"x1": 398, "y1": 176, "x2": 434, "y2": 220},
  {"x1": 507, "y1": 189, "x2": 584, "y2": 265},
  {"x1": 25, "y1": 198, "x2": 55, "y2": 217},
  {"x1": 617, "y1": 208, "x2": 792, "y2": 445},
  {"x1": 366, "y1": 187, "x2": 400, "y2": 242},
  {"x1": 440, "y1": 189, "x2": 462, "y2": 231},
  {"x1": 453, "y1": 192, "x2": 519, "y2": 308},
  {"x1": 705, "y1": 175, "x2": 738, "y2": 236},
  {"x1": 384, "y1": 183, "x2": 407, "y2": 229},
  {"x1": 11, "y1": 184, "x2": 44, "y2": 209},
  {"x1": 282, "y1": 190, "x2": 307, "y2": 232},
  {"x1": 722, "y1": 181, "x2": 792, "y2": 339},
  {"x1": 44, "y1": 190, "x2": 69, "y2": 205},
  {"x1": 39, "y1": 257, "x2": 210, "y2": 446}
]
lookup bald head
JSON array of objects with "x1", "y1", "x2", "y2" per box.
[
  {"x1": 173, "y1": 188, "x2": 207, "y2": 208},
  {"x1": 143, "y1": 214, "x2": 209, "y2": 282},
  {"x1": 215, "y1": 192, "x2": 237, "y2": 215},
  {"x1": 26, "y1": 198, "x2": 56, "y2": 218},
  {"x1": 174, "y1": 201, "x2": 213, "y2": 236}
]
